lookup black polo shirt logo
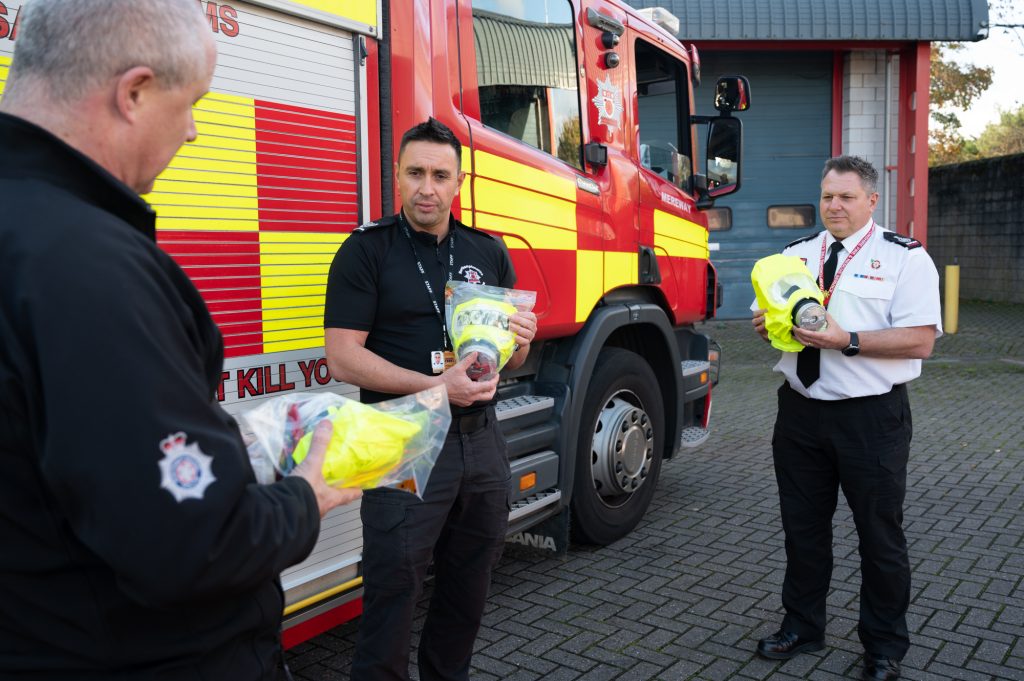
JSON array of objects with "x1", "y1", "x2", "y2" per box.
[{"x1": 459, "y1": 264, "x2": 484, "y2": 284}]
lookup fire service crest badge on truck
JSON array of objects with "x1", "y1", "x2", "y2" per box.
[{"x1": 592, "y1": 75, "x2": 623, "y2": 129}]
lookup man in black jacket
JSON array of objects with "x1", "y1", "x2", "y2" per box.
[{"x1": 0, "y1": 2, "x2": 359, "y2": 679}]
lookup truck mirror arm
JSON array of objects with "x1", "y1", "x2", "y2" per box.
[{"x1": 694, "y1": 175, "x2": 714, "y2": 210}]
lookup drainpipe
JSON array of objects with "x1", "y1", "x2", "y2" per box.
[{"x1": 883, "y1": 52, "x2": 892, "y2": 226}]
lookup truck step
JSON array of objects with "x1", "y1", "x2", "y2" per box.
[
  {"x1": 508, "y1": 488, "x2": 562, "y2": 522},
  {"x1": 497, "y1": 394, "x2": 558, "y2": 458},
  {"x1": 679, "y1": 425, "x2": 710, "y2": 448},
  {"x1": 504, "y1": 422, "x2": 559, "y2": 459},
  {"x1": 496, "y1": 394, "x2": 555, "y2": 421},
  {"x1": 680, "y1": 359, "x2": 710, "y2": 376}
]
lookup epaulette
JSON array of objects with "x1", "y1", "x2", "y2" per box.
[
  {"x1": 353, "y1": 215, "x2": 398, "y2": 233},
  {"x1": 785, "y1": 233, "x2": 820, "y2": 249},
  {"x1": 456, "y1": 221, "x2": 500, "y2": 243},
  {"x1": 882, "y1": 231, "x2": 922, "y2": 249}
]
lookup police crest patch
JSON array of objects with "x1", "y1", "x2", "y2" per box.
[{"x1": 158, "y1": 432, "x2": 216, "y2": 502}]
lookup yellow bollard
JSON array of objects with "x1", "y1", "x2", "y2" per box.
[{"x1": 944, "y1": 264, "x2": 960, "y2": 334}]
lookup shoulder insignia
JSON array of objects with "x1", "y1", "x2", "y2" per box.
[
  {"x1": 353, "y1": 215, "x2": 398, "y2": 233},
  {"x1": 882, "y1": 231, "x2": 922, "y2": 249},
  {"x1": 785, "y1": 233, "x2": 820, "y2": 249},
  {"x1": 158, "y1": 432, "x2": 216, "y2": 502},
  {"x1": 455, "y1": 221, "x2": 500, "y2": 243}
]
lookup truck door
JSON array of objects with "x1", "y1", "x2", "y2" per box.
[
  {"x1": 457, "y1": 0, "x2": 601, "y2": 335},
  {"x1": 628, "y1": 30, "x2": 706, "y2": 323}
]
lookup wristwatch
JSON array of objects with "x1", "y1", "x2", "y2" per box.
[{"x1": 841, "y1": 331, "x2": 860, "y2": 357}]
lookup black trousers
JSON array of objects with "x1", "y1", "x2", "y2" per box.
[
  {"x1": 772, "y1": 382, "x2": 912, "y2": 659},
  {"x1": 350, "y1": 410, "x2": 510, "y2": 681}
]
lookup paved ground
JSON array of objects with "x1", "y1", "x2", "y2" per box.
[{"x1": 287, "y1": 301, "x2": 1024, "y2": 680}]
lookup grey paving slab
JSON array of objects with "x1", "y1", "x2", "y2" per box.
[{"x1": 288, "y1": 301, "x2": 1024, "y2": 680}]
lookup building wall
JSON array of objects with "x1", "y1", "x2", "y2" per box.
[
  {"x1": 843, "y1": 50, "x2": 901, "y2": 228},
  {"x1": 928, "y1": 154, "x2": 1024, "y2": 304}
]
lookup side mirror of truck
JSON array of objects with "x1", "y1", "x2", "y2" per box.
[
  {"x1": 705, "y1": 117, "x2": 742, "y2": 198},
  {"x1": 714, "y1": 76, "x2": 751, "y2": 114}
]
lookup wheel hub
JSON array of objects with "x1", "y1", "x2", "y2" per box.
[{"x1": 591, "y1": 393, "x2": 654, "y2": 502}]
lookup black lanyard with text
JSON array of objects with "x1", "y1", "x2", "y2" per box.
[{"x1": 399, "y1": 215, "x2": 455, "y2": 350}]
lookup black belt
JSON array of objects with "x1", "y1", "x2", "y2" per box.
[
  {"x1": 784, "y1": 381, "x2": 905, "y2": 403},
  {"x1": 453, "y1": 409, "x2": 489, "y2": 434}
]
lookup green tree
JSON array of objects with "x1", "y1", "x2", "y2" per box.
[
  {"x1": 929, "y1": 43, "x2": 993, "y2": 166},
  {"x1": 975, "y1": 106, "x2": 1024, "y2": 157},
  {"x1": 556, "y1": 116, "x2": 581, "y2": 168}
]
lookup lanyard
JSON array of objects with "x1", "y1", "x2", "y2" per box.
[
  {"x1": 819, "y1": 221, "x2": 874, "y2": 306},
  {"x1": 399, "y1": 213, "x2": 455, "y2": 350}
]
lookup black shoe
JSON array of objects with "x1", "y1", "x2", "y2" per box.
[
  {"x1": 863, "y1": 654, "x2": 900, "y2": 680},
  {"x1": 756, "y1": 630, "x2": 825, "y2": 660}
]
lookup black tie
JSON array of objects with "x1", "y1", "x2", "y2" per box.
[{"x1": 796, "y1": 241, "x2": 843, "y2": 388}]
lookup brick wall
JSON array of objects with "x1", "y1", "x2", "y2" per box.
[
  {"x1": 927, "y1": 153, "x2": 1024, "y2": 304},
  {"x1": 843, "y1": 51, "x2": 900, "y2": 227}
]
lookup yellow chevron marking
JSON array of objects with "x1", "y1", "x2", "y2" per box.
[
  {"x1": 652, "y1": 209, "x2": 709, "y2": 260},
  {"x1": 605, "y1": 250, "x2": 639, "y2": 290},
  {"x1": 475, "y1": 211, "x2": 576, "y2": 251},
  {"x1": 0, "y1": 55, "x2": 10, "y2": 100},
  {"x1": 262, "y1": 294, "x2": 326, "y2": 311},
  {"x1": 260, "y1": 232, "x2": 346, "y2": 354},
  {"x1": 474, "y1": 150, "x2": 575, "y2": 202},
  {"x1": 147, "y1": 92, "x2": 259, "y2": 232},
  {"x1": 575, "y1": 250, "x2": 603, "y2": 322},
  {"x1": 458, "y1": 147, "x2": 473, "y2": 226},
  {"x1": 474, "y1": 178, "x2": 576, "y2": 249},
  {"x1": 288, "y1": 0, "x2": 376, "y2": 27}
]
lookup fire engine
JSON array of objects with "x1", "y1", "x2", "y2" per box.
[{"x1": 0, "y1": 0, "x2": 749, "y2": 645}]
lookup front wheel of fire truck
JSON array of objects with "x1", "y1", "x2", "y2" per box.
[{"x1": 570, "y1": 347, "x2": 664, "y2": 545}]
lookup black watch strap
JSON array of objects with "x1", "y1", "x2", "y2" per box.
[{"x1": 842, "y1": 331, "x2": 860, "y2": 357}]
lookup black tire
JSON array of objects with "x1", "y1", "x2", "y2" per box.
[{"x1": 570, "y1": 348, "x2": 664, "y2": 545}]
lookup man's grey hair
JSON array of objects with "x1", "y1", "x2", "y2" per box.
[
  {"x1": 822, "y1": 155, "x2": 879, "y2": 194},
  {"x1": 6, "y1": 0, "x2": 210, "y2": 103}
]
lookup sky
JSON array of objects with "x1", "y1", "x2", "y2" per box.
[{"x1": 946, "y1": 17, "x2": 1024, "y2": 137}]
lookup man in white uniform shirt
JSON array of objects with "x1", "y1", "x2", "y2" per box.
[{"x1": 751, "y1": 156, "x2": 941, "y2": 681}]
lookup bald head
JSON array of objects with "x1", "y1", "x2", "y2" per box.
[{"x1": 4, "y1": 0, "x2": 210, "y2": 106}]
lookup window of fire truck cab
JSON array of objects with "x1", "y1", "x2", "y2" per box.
[
  {"x1": 635, "y1": 39, "x2": 693, "y2": 192},
  {"x1": 471, "y1": 0, "x2": 582, "y2": 169}
]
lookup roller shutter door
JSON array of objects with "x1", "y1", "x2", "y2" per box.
[
  {"x1": 160, "y1": 2, "x2": 368, "y2": 607},
  {"x1": 697, "y1": 51, "x2": 832, "y2": 319}
]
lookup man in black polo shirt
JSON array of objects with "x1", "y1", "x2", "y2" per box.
[{"x1": 324, "y1": 118, "x2": 537, "y2": 681}]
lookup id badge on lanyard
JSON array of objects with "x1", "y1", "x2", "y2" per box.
[{"x1": 400, "y1": 216, "x2": 457, "y2": 374}]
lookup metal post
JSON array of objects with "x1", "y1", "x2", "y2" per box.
[{"x1": 944, "y1": 263, "x2": 960, "y2": 334}]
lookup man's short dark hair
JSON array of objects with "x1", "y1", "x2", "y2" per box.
[
  {"x1": 822, "y1": 155, "x2": 878, "y2": 194},
  {"x1": 399, "y1": 118, "x2": 461, "y2": 169}
]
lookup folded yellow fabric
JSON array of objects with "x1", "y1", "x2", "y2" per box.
[{"x1": 290, "y1": 400, "x2": 422, "y2": 488}]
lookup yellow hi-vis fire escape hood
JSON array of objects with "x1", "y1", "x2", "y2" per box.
[{"x1": 751, "y1": 254, "x2": 825, "y2": 353}]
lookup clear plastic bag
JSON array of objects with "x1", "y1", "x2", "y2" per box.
[
  {"x1": 238, "y1": 385, "x2": 451, "y2": 498},
  {"x1": 444, "y1": 281, "x2": 537, "y2": 381}
]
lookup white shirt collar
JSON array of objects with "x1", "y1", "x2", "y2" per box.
[{"x1": 826, "y1": 219, "x2": 873, "y2": 250}]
